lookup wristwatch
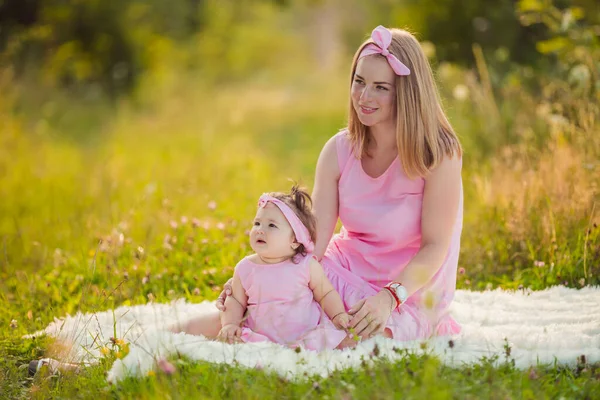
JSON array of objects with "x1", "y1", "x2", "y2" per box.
[{"x1": 384, "y1": 282, "x2": 408, "y2": 309}]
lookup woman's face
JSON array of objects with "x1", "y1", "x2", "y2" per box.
[{"x1": 351, "y1": 55, "x2": 396, "y2": 129}]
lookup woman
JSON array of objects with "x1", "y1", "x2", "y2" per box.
[{"x1": 214, "y1": 25, "x2": 463, "y2": 342}]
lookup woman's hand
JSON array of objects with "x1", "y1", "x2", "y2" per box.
[
  {"x1": 347, "y1": 291, "x2": 395, "y2": 339},
  {"x1": 217, "y1": 323, "x2": 242, "y2": 343},
  {"x1": 215, "y1": 278, "x2": 233, "y2": 311}
]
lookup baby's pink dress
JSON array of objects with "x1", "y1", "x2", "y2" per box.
[
  {"x1": 321, "y1": 130, "x2": 463, "y2": 340},
  {"x1": 235, "y1": 254, "x2": 347, "y2": 351}
]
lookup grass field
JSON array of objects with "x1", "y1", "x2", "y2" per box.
[{"x1": 1, "y1": 54, "x2": 599, "y2": 398}]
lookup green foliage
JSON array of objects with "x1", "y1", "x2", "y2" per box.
[{"x1": 1, "y1": 0, "x2": 599, "y2": 398}]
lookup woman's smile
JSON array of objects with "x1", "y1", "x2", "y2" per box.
[{"x1": 359, "y1": 105, "x2": 378, "y2": 115}]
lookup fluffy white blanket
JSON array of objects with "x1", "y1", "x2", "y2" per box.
[{"x1": 26, "y1": 286, "x2": 600, "y2": 383}]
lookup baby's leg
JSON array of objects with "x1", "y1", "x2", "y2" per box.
[{"x1": 168, "y1": 310, "x2": 222, "y2": 339}]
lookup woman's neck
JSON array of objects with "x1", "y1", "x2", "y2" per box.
[{"x1": 367, "y1": 122, "x2": 397, "y2": 153}]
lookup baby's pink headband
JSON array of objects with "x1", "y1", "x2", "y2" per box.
[
  {"x1": 258, "y1": 194, "x2": 314, "y2": 253},
  {"x1": 358, "y1": 25, "x2": 410, "y2": 76}
]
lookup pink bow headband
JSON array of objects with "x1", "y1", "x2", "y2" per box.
[
  {"x1": 258, "y1": 194, "x2": 314, "y2": 253},
  {"x1": 358, "y1": 25, "x2": 410, "y2": 76}
]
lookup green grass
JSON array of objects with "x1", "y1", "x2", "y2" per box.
[{"x1": 1, "y1": 61, "x2": 599, "y2": 398}]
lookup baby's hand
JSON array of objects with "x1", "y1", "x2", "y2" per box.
[
  {"x1": 217, "y1": 324, "x2": 242, "y2": 344},
  {"x1": 332, "y1": 312, "x2": 351, "y2": 330}
]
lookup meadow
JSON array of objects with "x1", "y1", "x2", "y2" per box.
[{"x1": 1, "y1": 3, "x2": 599, "y2": 398}]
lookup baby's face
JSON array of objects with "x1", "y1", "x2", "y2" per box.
[{"x1": 250, "y1": 203, "x2": 297, "y2": 261}]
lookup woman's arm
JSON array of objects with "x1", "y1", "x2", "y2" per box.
[
  {"x1": 393, "y1": 155, "x2": 462, "y2": 296},
  {"x1": 219, "y1": 273, "x2": 248, "y2": 328},
  {"x1": 312, "y1": 136, "x2": 341, "y2": 261}
]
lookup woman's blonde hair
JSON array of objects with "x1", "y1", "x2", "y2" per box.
[{"x1": 347, "y1": 28, "x2": 462, "y2": 179}]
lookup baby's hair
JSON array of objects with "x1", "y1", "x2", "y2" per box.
[{"x1": 267, "y1": 184, "x2": 317, "y2": 259}]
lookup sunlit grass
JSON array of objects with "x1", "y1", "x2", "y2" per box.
[{"x1": 1, "y1": 54, "x2": 598, "y2": 397}]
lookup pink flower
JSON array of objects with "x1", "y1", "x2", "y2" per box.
[
  {"x1": 208, "y1": 201, "x2": 217, "y2": 210},
  {"x1": 458, "y1": 267, "x2": 466, "y2": 275},
  {"x1": 157, "y1": 358, "x2": 176, "y2": 375}
]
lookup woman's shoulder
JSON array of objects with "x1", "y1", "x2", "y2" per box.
[{"x1": 320, "y1": 129, "x2": 353, "y2": 174}]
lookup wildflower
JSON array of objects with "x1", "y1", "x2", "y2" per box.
[
  {"x1": 180, "y1": 216, "x2": 188, "y2": 225},
  {"x1": 137, "y1": 246, "x2": 144, "y2": 256},
  {"x1": 142, "y1": 276, "x2": 149, "y2": 285},
  {"x1": 9, "y1": 319, "x2": 17, "y2": 329},
  {"x1": 157, "y1": 359, "x2": 176, "y2": 375},
  {"x1": 100, "y1": 347, "x2": 110, "y2": 355},
  {"x1": 208, "y1": 200, "x2": 217, "y2": 210},
  {"x1": 168, "y1": 289, "x2": 175, "y2": 297},
  {"x1": 27, "y1": 310, "x2": 33, "y2": 320},
  {"x1": 147, "y1": 370, "x2": 156, "y2": 377},
  {"x1": 528, "y1": 367, "x2": 539, "y2": 380},
  {"x1": 485, "y1": 283, "x2": 493, "y2": 291},
  {"x1": 193, "y1": 288, "x2": 201, "y2": 295},
  {"x1": 169, "y1": 220, "x2": 178, "y2": 230},
  {"x1": 217, "y1": 222, "x2": 225, "y2": 230},
  {"x1": 147, "y1": 293, "x2": 155, "y2": 302},
  {"x1": 458, "y1": 267, "x2": 465, "y2": 275},
  {"x1": 534, "y1": 260, "x2": 545, "y2": 267},
  {"x1": 579, "y1": 278, "x2": 585, "y2": 287},
  {"x1": 192, "y1": 218, "x2": 201, "y2": 228},
  {"x1": 465, "y1": 279, "x2": 471, "y2": 285}
]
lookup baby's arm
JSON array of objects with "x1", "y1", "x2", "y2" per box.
[
  {"x1": 218, "y1": 272, "x2": 248, "y2": 342},
  {"x1": 308, "y1": 257, "x2": 349, "y2": 329}
]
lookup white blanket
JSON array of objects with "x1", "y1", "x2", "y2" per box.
[{"x1": 26, "y1": 286, "x2": 600, "y2": 383}]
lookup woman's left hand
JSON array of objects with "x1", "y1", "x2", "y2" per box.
[{"x1": 347, "y1": 291, "x2": 395, "y2": 339}]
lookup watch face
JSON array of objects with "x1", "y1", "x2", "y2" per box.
[{"x1": 394, "y1": 284, "x2": 408, "y2": 302}]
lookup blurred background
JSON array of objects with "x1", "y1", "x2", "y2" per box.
[{"x1": 0, "y1": 0, "x2": 599, "y2": 313}]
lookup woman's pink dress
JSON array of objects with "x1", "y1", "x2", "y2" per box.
[
  {"x1": 321, "y1": 130, "x2": 463, "y2": 340},
  {"x1": 235, "y1": 254, "x2": 347, "y2": 351}
]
